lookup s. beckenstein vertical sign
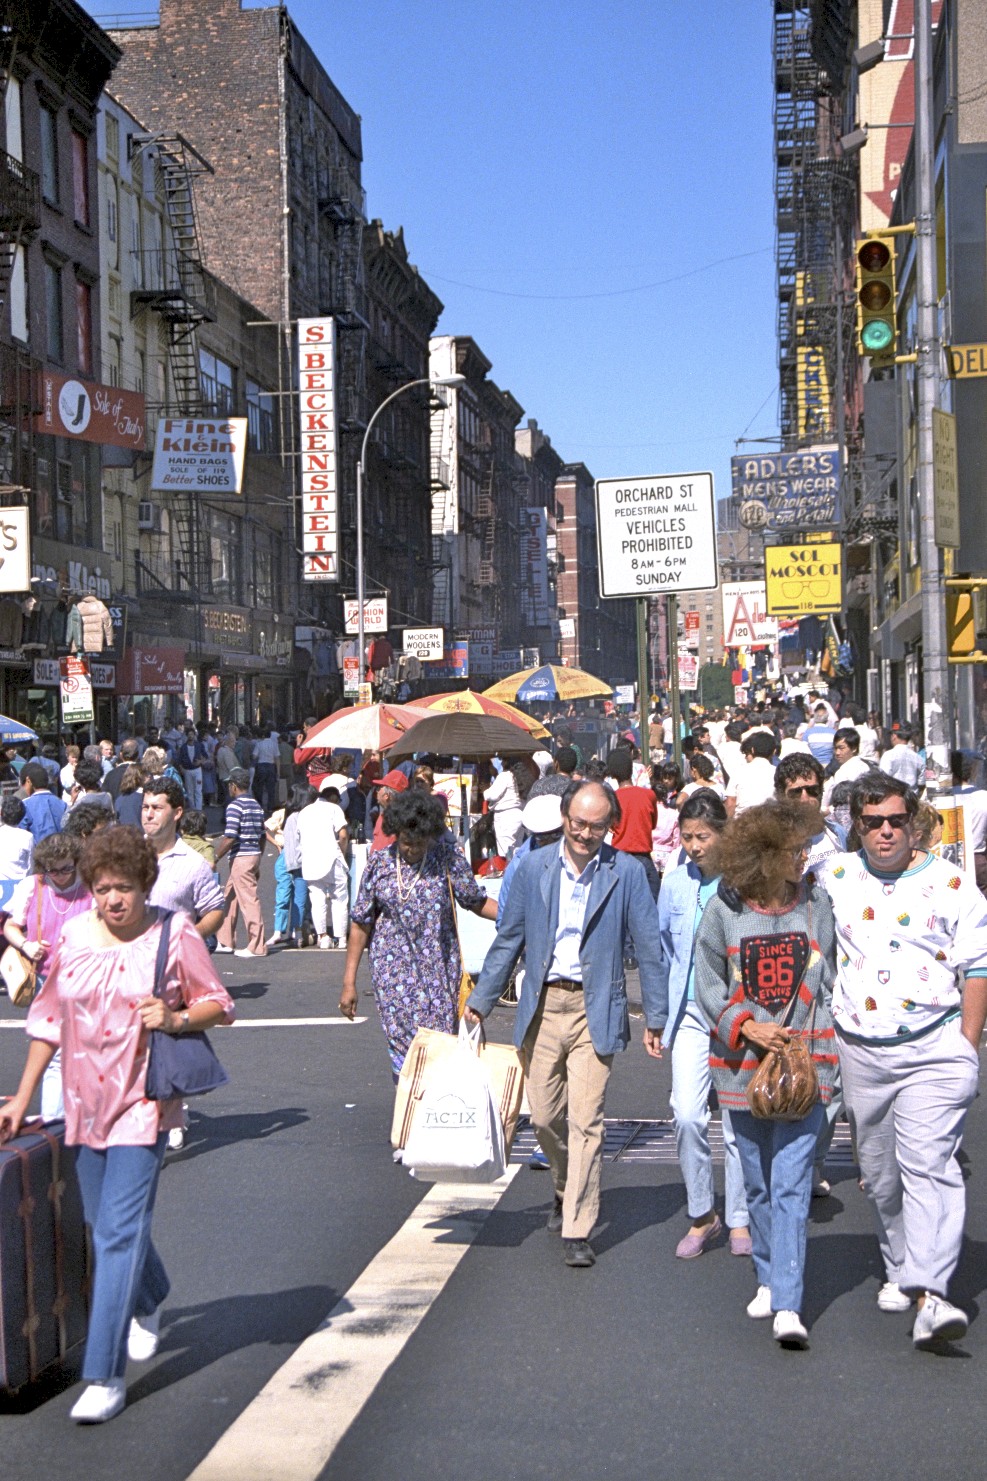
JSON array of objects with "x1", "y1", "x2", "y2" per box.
[{"x1": 297, "y1": 318, "x2": 339, "y2": 582}]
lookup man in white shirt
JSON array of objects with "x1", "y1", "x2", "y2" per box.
[
  {"x1": 725, "y1": 732, "x2": 777, "y2": 817},
  {"x1": 716, "y1": 721, "x2": 747, "y2": 789},
  {"x1": 880, "y1": 727, "x2": 924, "y2": 789},
  {"x1": 817, "y1": 772, "x2": 987, "y2": 1347},
  {"x1": 821, "y1": 728, "x2": 873, "y2": 811}
]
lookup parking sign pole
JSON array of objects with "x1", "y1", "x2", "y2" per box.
[{"x1": 636, "y1": 597, "x2": 650, "y2": 767}]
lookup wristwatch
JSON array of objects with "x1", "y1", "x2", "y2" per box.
[{"x1": 178, "y1": 1011, "x2": 190, "y2": 1033}]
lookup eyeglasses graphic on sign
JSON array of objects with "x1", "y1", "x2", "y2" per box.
[{"x1": 780, "y1": 579, "x2": 834, "y2": 600}]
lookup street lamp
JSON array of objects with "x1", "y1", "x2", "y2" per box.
[{"x1": 355, "y1": 374, "x2": 467, "y2": 685}]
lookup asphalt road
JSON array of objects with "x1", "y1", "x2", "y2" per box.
[{"x1": 1, "y1": 856, "x2": 987, "y2": 1479}]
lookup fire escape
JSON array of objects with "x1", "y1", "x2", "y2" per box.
[
  {"x1": 0, "y1": 144, "x2": 40, "y2": 498},
  {"x1": 130, "y1": 134, "x2": 214, "y2": 594}
]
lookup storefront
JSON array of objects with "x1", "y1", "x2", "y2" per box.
[{"x1": 116, "y1": 645, "x2": 187, "y2": 733}]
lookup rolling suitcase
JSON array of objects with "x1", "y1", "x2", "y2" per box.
[{"x1": 0, "y1": 1120, "x2": 89, "y2": 1392}]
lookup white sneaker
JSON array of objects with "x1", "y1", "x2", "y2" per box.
[
  {"x1": 773, "y1": 1310, "x2": 809, "y2": 1349},
  {"x1": 878, "y1": 1281, "x2": 914, "y2": 1313},
  {"x1": 746, "y1": 1285, "x2": 772, "y2": 1319},
  {"x1": 318, "y1": 935, "x2": 332, "y2": 950},
  {"x1": 127, "y1": 1310, "x2": 161, "y2": 1361},
  {"x1": 811, "y1": 1172, "x2": 831, "y2": 1198},
  {"x1": 265, "y1": 931, "x2": 284, "y2": 946},
  {"x1": 912, "y1": 1294, "x2": 969, "y2": 1347},
  {"x1": 70, "y1": 1378, "x2": 126, "y2": 1423},
  {"x1": 167, "y1": 1127, "x2": 185, "y2": 1152},
  {"x1": 234, "y1": 948, "x2": 263, "y2": 958},
  {"x1": 214, "y1": 944, "x2": 233, "y2": 954}
]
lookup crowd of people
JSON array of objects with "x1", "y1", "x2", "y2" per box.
[{"x1": 2, "y1": 686, "x2": 986, "y2": 1425}]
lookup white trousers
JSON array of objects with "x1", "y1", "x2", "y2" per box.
[
  {"x1": 670, "y1": 1002, "x2": 748, "y2": 1227},
  {"x1": 307, "y1": 860, "x2": 349, "y2": 940}
]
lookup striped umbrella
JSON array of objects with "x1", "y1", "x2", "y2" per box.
[
  {"x1": 417, "y1": 689, "x2": 550, "y2": 739},
  {"x1": 484, "y1": 664, "x2": 612, "y2": 703}
]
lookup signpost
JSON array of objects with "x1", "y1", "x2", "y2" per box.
[
  {"x1": 933, "y1": 408, "x2": 960, "y2": 548},
  {"x1": 595, "y1": 471, "x2": 717, "y2": 773},
  {"x1": 59, "y1": 656, "x2": 93, "y2": 726}
]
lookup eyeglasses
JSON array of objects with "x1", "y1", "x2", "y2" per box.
[
  {"x1": 566, "y1": 817, "x2": 609, "y2": 837},
  {"x1": 786, "y1": 784, "x2": 821, "y2": 798},
  {"x1": 43, "y1": 864, "x2": 76, "y2": 879},
  {"x1": 857, "y1": 812, "x2": 910, "y2": 833}
]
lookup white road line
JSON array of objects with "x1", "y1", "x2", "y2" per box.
[
  {"x1": 186, "y1": 1168, "x2": 520, "y2": 1481},
  {"x1": 0, "y1": 1017, "x2": 368, "y2": 1029}
]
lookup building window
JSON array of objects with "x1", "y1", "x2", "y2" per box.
[
  {"x1": 208, "y1": 508, "x2": 242, "y2": 602},
  {"x1": 199, "y1": 347, "x2": 234, "y2": 414},
  {"x1": 246, "y1": 379, "x2": 276, "y2": 453},
  {"x1": 9, "y1": 245, "x2": 27, "y2": 342},
  {"x1": 75, "y1": 279, "x2": 92, "y2": 374},
  {"x1": 55, "y1": 456, "x2": 73, "y2": 542},
  {"x1": 108, "y1": 334, "x2": 121, "y2": 387},
  {"x1": 107, "y1": 186, "x2": 117, "y2": 244},
  {"x1": 4, "y1": 76, "x2": 22, "y2": 163},
  {"x1": 44, "y1": 260, "x2": 63, "y2": 362},
  {"x1": 105, "y1": 111, "x2": 119, "y2": 162},
  {"x1": 71, "y1": 130, "x2": 89, "y2": 226},
  {"x1": 40, "y1": 106, "x2": 58, "y2": 204}
]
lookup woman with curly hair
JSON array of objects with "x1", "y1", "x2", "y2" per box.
[
  {"x1": 0, "y1": 826, "x2": 234, "y2": 1424},
  {"x1": 340, "y1": 791, "x2": 498, "y2": 1076},
  {"x1": 693, "y1": 799, "x2": 838, "y2": 1350}
]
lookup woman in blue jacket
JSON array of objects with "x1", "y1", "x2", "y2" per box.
[{"x1": 652, "y1": 791, "x2": 749, "y2": 1258}]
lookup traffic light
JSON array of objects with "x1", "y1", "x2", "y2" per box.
[
  {"x1": 946, "y1": 589, "x2": 975, "y2": 658},
  {"x1": 855, "y1": 234, "x2": 897, "y2": 357}
]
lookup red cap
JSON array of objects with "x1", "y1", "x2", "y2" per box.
[{"x1": 373, "y1": 769, "x2": 409, "y2": 791}]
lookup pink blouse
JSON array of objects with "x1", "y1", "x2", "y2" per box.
[{"x1": 26, "y1": 911, "x2": 235, "y2": 1149}]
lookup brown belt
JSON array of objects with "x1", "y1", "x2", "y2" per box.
[{"x1": 547, "y1": 977, "x2": 583, "y2": 991}]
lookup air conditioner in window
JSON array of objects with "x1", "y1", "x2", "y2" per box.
[{"x1": 137, "y1": 501, "x2": 161, "y2": 531}]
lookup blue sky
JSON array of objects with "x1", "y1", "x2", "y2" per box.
[{"x1": 92, "y1": 1, "x2": 779, "y2": 496}]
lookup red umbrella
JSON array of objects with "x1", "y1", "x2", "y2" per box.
[{"x1": 294, "y1": 703, "x2": 433, "y2": 763}]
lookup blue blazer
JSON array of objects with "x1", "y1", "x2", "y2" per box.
[{"x1": 467, "y1": 842, "x2": 664, "y2": 1056}]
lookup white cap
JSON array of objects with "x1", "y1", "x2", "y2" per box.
[
  {"x1": 531, "y1": 749, "x2": 554, "y2": 776},
  {"x1": 521, "y1": 793, "x2": 563, "y2": 835}
]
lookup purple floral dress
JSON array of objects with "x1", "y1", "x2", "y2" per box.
[{"x1": 352, "y1": 836, "x2": 486, "y2": 1073}]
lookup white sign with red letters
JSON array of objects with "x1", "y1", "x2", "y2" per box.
[{"x1": 297, "y1": 318, "x2": 339, "y2": 582}]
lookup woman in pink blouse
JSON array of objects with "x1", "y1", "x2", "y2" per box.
[{"x1": 0, "y1": 827, "x2": 234, "y2": 1424}]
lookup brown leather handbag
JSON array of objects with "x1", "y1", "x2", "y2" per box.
[{"x1": 746, "y1": 990, "x2": 820, "y2": 1121}]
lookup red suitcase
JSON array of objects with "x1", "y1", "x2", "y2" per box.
[{"x1": 0, "y1": 1120, "x2": 89, "y2": 1391}]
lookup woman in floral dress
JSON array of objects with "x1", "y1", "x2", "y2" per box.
[{"x1": 340, "y1": 791, "x2": 498, "y2": 1075}]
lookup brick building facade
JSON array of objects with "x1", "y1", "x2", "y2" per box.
[{"x1": 555, "y1": 462, "x2": 635, "y2": 685}]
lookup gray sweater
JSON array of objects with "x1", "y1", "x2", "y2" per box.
[{"x1": 693, "y1": 881, "x2": 838, "y2": 1112}]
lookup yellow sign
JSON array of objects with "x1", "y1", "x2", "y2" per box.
[
  {"x1": 795, "y1": 273, "x2": 831, "y2": 440},
  {"x1": 933, "y1": 408, "x2": 960, "y2": 548},
  {"x1": 946, "y1": 343, "x2": 987, "y2": 379},
  {"x1": 764, "y1": 539, "x2": 843, "y2": 616}
]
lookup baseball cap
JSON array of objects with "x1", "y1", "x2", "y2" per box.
[
  {"x1": 373, "y1": 769, "x2": 409, "y2": 792},
  {"x1": 521, "y1": 793, "x2": 563, "y2": 836}
]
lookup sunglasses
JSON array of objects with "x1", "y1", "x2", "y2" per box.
[
  {"x1": 858, "y1": 813, "x2": 910, "y2": 833},
  {"x1": 786, "y1": 784, "x2": 821, "y2": 798}
]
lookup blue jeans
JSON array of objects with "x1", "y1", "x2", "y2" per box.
[
  {"x1": 74, "y1": 1133, "x2": 170, "y2": 1381},
  {"x1": 670, "y1": 1003, "x2": 747, "y2": 1227},
  {"x1": 273, "y1": 854, "x2": 310, "y2": 936},
  {"x1": 731, "y1": 1103, "x2": 824, "y2": 1312}
]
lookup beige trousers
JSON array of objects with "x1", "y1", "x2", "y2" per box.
[{"x1": 522, "y1": 984, "x2": 613, "y2": 1240}]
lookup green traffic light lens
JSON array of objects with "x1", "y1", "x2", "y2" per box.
[{"x1": 861, "y1": 320, "x2": 894, "y2": 352}]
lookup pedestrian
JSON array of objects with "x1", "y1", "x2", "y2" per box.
[
  {"x1": 879, "y1": 726, "x2": 925, "y2": 790},
  {"x1": 298, "y1": 786, "x2": 350, "y2": 950},
  {"x1": 251, "y1": 727, "x2": 280, "y2": 815},
  {"x1": 821, "y1": 727, "x2": 872, "y2": 811},
  {"x1": 724, "y1": 732, "x2": 777, "y2": 818},
  {"x1": 694, "y1": 799, "x2": 838, "y2": 1349},
  {"x1": 2, "y1": 832, "x2": 94, "y2": 1118},
  {"x1": 178, "y1": 725, "x2": 206, "y2": 811},
  {"x1": 940, "y1": 749, "x2": 987, "y2": 894},
  {"x1": 369, "y1": 768, "x2": 409, "y2": 850},
  {"x1": 0, "y1": 794, "x2": 32, "y2": 890},
  {"x1": 605, "y1": 746, "x2": 660, "y2": 899},
  {"x1": 466, "y1": 780, "x2": 665, "y2": 1268},
  {"x1": 60, "y1": 743, "x2": 81, "y2": 796},
  {"x1": 816, "y1": 772, "x2": 987, "y2": 1346},
  {"x1": 483, "y1": 758, "x2": 525, "y2": 859},
  {"x1": 199, "y1": 724, "x2": 218, "y2": 806},
  {"x1": 102, "y1": 738, "x2": 141, "y2": 802},
  {"x1": 67, "y1": 758, "x2": 116, "y2": 816},
  {"x1": 142, "y1": 778, "x2": 225, "y2": 943},
  {"x1": 98, "y1": 739, "x2": 116, "y2": 778},
  {"x1": 20, "y1": 760, "x2": 67, "y2": 842},
  {"x1": 341, "y1": 791, "x2": 497, "y2": 1075},
  {"x1": 270, "y1": 784, "x2": 316, "y2": 948},
  {"x1": 649, "y1": 792, "x2": 750, "y2": 1259},
  {"x1": 800, "y1": 705, "x2": 837, "y2": 767},
  {"x1": 114, "y1": 763, "x2": 145, "y2": 828},
  {"x1": 213, "y1": 767, "x2": 268, "y2": 958},
  {"x1": 0, "y1": 826, "x2": 234, "y2": 1424}
]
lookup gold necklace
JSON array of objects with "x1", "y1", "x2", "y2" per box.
[{"x1": 395, "y1": 852, "x2": 426, "y2": 902}]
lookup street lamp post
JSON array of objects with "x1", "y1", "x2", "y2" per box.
[{"x1": 355, "y1": 374, "x2": 466, "y2": 686}]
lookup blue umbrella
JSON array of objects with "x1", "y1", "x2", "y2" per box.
[{"x1": 0, "y1": 714, "x2": 38, "y2": 744}]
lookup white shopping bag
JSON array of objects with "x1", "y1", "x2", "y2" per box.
[{"x1": 404, "y1": 1020, "x2": 507, "y2": 1183}]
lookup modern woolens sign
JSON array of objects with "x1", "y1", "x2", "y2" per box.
[
  {"x1": 764, "y1": 539, "x2": 842, "y2": 615},
  {"x1": 595, "y1": 472, "x2": 717, "y2": 597}
]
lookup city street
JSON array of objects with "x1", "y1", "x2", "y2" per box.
[{"x1": 3, "y1": 863, "x2": 987, "y2": 1480}]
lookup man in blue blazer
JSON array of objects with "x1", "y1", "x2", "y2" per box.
[{"x1": 467, "y1": 780, "x2": 664, "y2": 1267}]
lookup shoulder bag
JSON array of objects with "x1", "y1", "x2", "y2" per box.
[
  {"x1": 446, "y1": 872, "x2": 476, "y2": 1020},
  {"x1": 0, "y1": 881, "x2": 42, "y2": 1008},
  {"x1": 144, "y1": 911, "x2": 229, "y2": 1100}
]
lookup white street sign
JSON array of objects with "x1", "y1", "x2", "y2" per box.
[
  {"x1": 0, "y1": 507, "x2": 30, "y2": 594},
  {"x1": 344, "y1": 597, "x2": 388, "y2": 635},
  {"x1": 403, "y1": 627, "x2": 444, "y2": 661},
  {"x1": 595, "y1": 471, "x2": 717, "y2": 598}
]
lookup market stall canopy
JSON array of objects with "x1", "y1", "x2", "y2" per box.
[
  {"x1": 0, "y1": 715, "x2": 38, "y2": 744},
  {"x1": 386, "y1": 711, "x2": 539, "y2": 762},
  {"x1": 484, "y1": 664, "x2": 613, "y2": 703},
  {"x1": 294, "y1": 703, "x2": 433, "y2": 760},
  {"x1": 417, "y1": 689, "x2": 550, "y2": 739}
]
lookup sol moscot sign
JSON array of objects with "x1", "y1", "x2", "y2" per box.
[
  {"x1": 764, "y1": 539, "x2": 843, "y2": 616},
  {"x1": 298, "y1": 318, "x2": 339, "y2": 582}
]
